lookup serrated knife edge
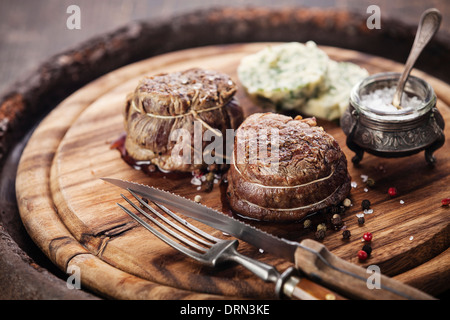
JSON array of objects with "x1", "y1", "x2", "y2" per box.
[{"x1": 101, "y1": 177, "x2": 298, "y2": 262}]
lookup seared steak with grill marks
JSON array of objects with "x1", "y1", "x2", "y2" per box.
[
  {"x1": 124, "y1": 68, "x2": 243, "y2": 172},
  {"x1": 227, "y1": 112, "x2": 351, "y2": 221}
]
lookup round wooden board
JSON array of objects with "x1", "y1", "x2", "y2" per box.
[{"x1": 16, "y1": 43, "x2": 450, "y2": 299}]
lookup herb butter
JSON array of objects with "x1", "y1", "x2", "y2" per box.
[
  {"x1": 238, "y1": 42, "x2": 369, "y2": 120},
  {"x1": 237, "y1": 41, "x2": 329, "y2": 110},
  {"x1": 302, "y1": 61, "x2": 369, "y2": 120}
]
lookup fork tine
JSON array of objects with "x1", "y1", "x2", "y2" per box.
[
  {"x1": 128, "y1": 189, "x2": 221, "y2": 244},
  {"x1": 117, "y1": 203, "x2": 205, "y2": 261},
  {"x1": 126, "y1": 189, "x2": 217, "y2": 247},
  {"x1": 120, "y1": 194, "x2": 209, "y2": 253}
]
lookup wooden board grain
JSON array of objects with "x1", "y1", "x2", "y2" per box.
[{"x1": 16, "y1": 43, "x2": 450, "y2": 299}]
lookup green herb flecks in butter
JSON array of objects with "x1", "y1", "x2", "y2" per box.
[
  {"x1": 302, "y1": 61, "x2": 369, "y2": 120},
  {"x1": 237, "y1": 42, "x2": 369, "y2": 120},
  {"x1": 237, "y1": 42, "x2": 329, "y2": 110}
]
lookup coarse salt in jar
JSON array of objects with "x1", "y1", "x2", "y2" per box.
[{"x1": 340, "y1": 72, "x2": 445, "y2": 165}]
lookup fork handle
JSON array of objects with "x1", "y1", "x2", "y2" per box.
[
  {"x1": 228, "y1": 248, "x2": 281, "y2": 283},
  {"x1": 229, "y1": 243, "x2": 346, "y2": 300},
  {"x1": 295, "y1": 239, "x2": 435, "y2": 300}
]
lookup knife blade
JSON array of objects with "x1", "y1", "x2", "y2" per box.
[
  {"x1": 103, "y1": 177, "x2": 345, "y2": 300},
  {"x1": 102, "y1": 177, "x2": 435, "y2": 300},
  {"x1": 102, "y1": 177, "x2": 298, "y2": 262}
]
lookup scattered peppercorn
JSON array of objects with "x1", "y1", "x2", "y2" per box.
[
  {"x1": 315, "y1": 229, "x2": 326, "y2": 240},
  {"x1": 204, "y1": 171, "x2": 215, "y2": 192},
  {"x1": 342, "y1": 229, "x2": 351, "y2": 239},
  {"x1": 388, "y1": 187, "x2": 398, "y2": 197},
  {"x1": 366, "y1": 178, "x2": 375, "y2": 187},
  {"x1": 442, "y1": 198, "x2": 450, "y2": 206},
  {"x1": 357, "y1": 216, "x2": 365, "y2": 225},
  {"x1": 363, "y1": 232, "x2": 373, "y2": 242},
  {"x1": 331, "y1": 214, "x2": 342, "y2": 225},
  {"x1": 357, "y1": 250, "x2": 368, "y2": 261},
  {"x1": 343, "y1": 198, "x2": 352, "y2": 207},
  {"x1": 317, "y1": 223, "x2": 327, "y2": 232},
  {"x1": 361, "y1": 199, "x2": 371, "y2": 210},
  {"x1": 194, "y1": 195, "x2": 202, "y2": 203},
  {"x1": 331, "y1": 214, "x2": 343, "y2": 230},
  {"x1": 362, "y1": 244, "x2": 372, "y2": 256},
  {"x1": 303, "y1": 219, "x2": 312, "y2": 229}
]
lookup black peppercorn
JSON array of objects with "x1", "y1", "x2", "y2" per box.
[
  {"x1": 361, "y1": 199, "x2": 371, "y2": 210},
  {"x1": 342, "y1": 229, "x2": 351, "y2": 239},
  {"x1": 357, "y1": 216, "x2": 365, "y2": 225},
  {"x1": 362, "y1": 244, "x2": 372, "y2": 256},
  {"x1": 331, "y1": 214, "x2": 342, "y2": 225},
  {"x1": 331, "y1": 214, "x2": 343, "y2": 230},
  {"x1": 315, "y1": 229, "x2": 326, "y2": 240}
]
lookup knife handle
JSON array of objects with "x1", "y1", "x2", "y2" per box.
[
  {"x1": 295, "y1": 239, "x2": 436, "y2": 300},
  {"x1": 278, "y1": 267, "x2": 347, "y2": 300}
]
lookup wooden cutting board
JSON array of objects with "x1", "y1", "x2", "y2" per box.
[{"x1": 16, "y1": 43, "x2": 450, "y2": 299}]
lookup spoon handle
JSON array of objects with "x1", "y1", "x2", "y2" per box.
[{"x1": 392, "y1": 8, "x2": 442, "y2": 108}]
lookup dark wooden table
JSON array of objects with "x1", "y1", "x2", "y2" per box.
[{"x1": 0, "y1": 0, "x2": 449, "y2": 301}]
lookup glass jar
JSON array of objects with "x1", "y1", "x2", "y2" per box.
[{"x1": 340, "y1": 72, "x2": 445, "y2": 166}]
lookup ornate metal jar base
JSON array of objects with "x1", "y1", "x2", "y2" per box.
[{"x1": 341, "y1": 72, "x2": 445, "y2": 166}]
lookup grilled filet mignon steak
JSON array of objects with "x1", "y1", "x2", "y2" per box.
[
  {"x1": 227, "y1": 112, "x2": 351, "y2": 221},
  {"x1": 124, "y1": 68, "x2": 243, "y2": 172}
]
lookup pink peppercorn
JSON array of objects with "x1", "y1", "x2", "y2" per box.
[
  {"x1": 388, "y1": 187, "x2": 398, "y2": 197},
  {"x1": 358, "y1": 250, "x2": 368, "y2": 261},
  {"x1": 363, "y1": 232, "x2": 373, "y2": 242}
]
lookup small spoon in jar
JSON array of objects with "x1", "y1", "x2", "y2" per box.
[{"x1": 392, "y1": 8, "x2": 441, "y2": 109}]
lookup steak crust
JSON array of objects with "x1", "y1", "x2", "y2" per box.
[
  {"x1": 124, "y1": 68, "x2": 243, "y2": 172},
  {"x1": 227, "y1": 112, "x2": 351, "y2": 221}
]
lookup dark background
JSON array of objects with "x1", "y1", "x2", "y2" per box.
[{"x1": 1, "y1": 0, "x2": 449, "y2": 95}]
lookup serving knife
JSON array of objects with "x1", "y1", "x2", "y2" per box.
[{"x1": 102, "y1": 178, "x2": 435, "y2": 300}]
